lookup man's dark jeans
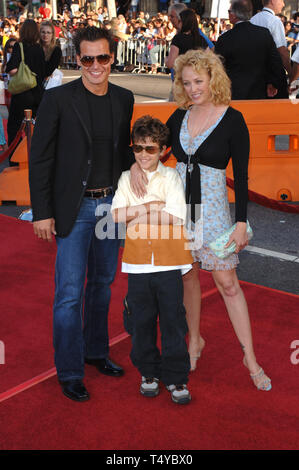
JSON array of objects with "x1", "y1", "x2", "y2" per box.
[{"x1": 53, "y1": 195, "x2": 120, "y2": 382}]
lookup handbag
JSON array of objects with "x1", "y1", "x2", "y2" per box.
[
  {"x1": 8, "y1": 42, "x2": 37, "y2": 95},
  {"x1": 44, "y1": 68, "x2": 63, "y2": 90},
  {"x1": 208, "y1": 221, "x2": 253, "y2": 259}
]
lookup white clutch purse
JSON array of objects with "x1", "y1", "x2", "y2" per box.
[{"x1": 208, "y1": 221, "x2": 253, "y2": 259}]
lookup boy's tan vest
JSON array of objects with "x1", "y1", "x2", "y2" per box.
[{"x1": 122, "y1": 223, "x2": 193, "y2": 266}]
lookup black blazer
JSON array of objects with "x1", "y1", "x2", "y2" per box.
[
  {"x1": 29, "y1": 78, "x2": 134, "y2": 237},
  {"x1": 215, "y1": 21, "x2": 287, "y2": 99}
]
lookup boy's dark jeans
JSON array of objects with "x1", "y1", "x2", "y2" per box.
[{"x1": 126, "y1": 270, "x2": 190, "y2": 385}]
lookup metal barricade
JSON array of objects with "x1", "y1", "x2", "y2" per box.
[
  {"x1": 58, "y1": 37, "x2": 171, "y2": 73},
  {"x1": 59, "y1": 39, "x2": 79, "y2": 69},
  {"x1": 118, "y1": 38, "x2": 171, "y2": 74}
]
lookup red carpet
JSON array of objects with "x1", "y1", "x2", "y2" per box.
[{"x1": 0, "y1": 214, "x2": 298, "y2": 450}]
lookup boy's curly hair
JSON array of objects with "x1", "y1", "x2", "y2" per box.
[{"x1": 132, "y1": 115, "x2": 169, "y2": 149}]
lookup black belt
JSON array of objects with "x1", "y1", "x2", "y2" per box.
[{"x1": 84, "y1": 187, "x2": 113, "y2": 199}]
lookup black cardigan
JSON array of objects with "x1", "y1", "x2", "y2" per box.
[
  {"x1": 166, "y1": 106, "x2": 250, "y2": 223},
  {"x1": 45, "y1": 46, "x2": 62, "y2": 77}
]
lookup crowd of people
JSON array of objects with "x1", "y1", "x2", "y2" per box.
[
  {"x1": 0, "y1": 1, "x2": 298, "y2": 73},
  {"x1": 0, "y1": 8, "x2": 218, "y2": 71}
]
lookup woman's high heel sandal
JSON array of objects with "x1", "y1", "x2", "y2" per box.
[
  {"x1": 249, "y1": 367, "x2": 272, "y2": 391},
  {"x1": 243, "y1": 357, "x2": 272, "y2": 391}
]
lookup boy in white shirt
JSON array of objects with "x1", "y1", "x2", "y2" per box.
[{"x1": 111, "y1": 115, "x2": 193, "y2": 404}]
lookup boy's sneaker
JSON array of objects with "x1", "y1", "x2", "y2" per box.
[
  {"x1": 140, "y1": 377, "x2": 160, "y2": 397},
  {"x1": 166, "y1": 384, "x2": 191, "y2": 404}
]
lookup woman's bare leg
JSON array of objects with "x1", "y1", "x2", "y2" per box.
[
  {"x1": 183, "y1": 262, "x2": 205, "y2": 370},
  {"x1": 212, "y1": 268, "x2": 271, "y2": 390}
]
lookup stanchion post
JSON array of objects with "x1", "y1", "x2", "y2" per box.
[{"x1": 24, "y1": 109, "x2": 32, "y2": 164}]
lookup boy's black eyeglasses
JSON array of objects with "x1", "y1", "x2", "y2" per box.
[
  {"x1": 132, "y1": 144, "x2": 160, "y2": 154},
  {"x1": 80, "y1": 54, "x2": 112, "y2": 67}
]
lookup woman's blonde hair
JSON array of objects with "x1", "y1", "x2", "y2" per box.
[
  {"x1": 40, "y1": 21, "x2": 56, "y2": 60},
  {"x1": 173, "y1": 48, "x2": 231, "y2": 109}
]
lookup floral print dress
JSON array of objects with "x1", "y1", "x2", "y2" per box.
[{"x1": 176, "y1": 108, "x2": 239, "y2": 271}]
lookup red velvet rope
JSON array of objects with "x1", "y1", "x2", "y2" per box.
[
  {"x1": 0, "y1": 121, "x2": 26, "y2": 164},
  {"x1": 161, "y1": 150, "x2": 299, "y2": 214}
]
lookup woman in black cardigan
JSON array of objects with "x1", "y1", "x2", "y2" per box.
[
  {"x1": 165, "y1": 8, "x2": 208, "y2": 71},
  {"x1": 6, "y1": 19, "x2": 46, "y2": 162},
  {"x1": 40, "y1": 21, "x2": 62, "y2": 81},
  {"x1": 167, "y1": 48, "x2": 271, "y2": 391}
]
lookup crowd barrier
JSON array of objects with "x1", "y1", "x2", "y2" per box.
[
  {"x1": 132, "y1": 100, "x2": 299, "y2": 205},
  {"x1": 0, "y1": 110, "x2": 33, "y2": 206},
  {"x1": 0, "y1": 101, "x2": 298, "y2": 211},
  {"x1": 60, "y1": 38, "x2": 171, "y2": 73},
  {"x1": 59, "y1": 39, "x2": 78, "y2": 69}
]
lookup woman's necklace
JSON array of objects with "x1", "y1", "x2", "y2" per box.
[{"x1": 187, "y1": 105, "x2": 215, "y2": 139}]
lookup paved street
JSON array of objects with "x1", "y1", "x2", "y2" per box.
[
  {"x1": 62, "y1": 69, "x2": 173, "y2": 102},
  {"x1": 0, "y1": 70, "x2": 298, "y2": 295}
]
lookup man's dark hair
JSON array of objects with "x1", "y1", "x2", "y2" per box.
[
  {"x1": 230, "y1": 0, "x2": 253, "y2": 21},
  {"x1": 131, "y1": 115, "x2": 169, "y2": 149},
  {"x1": 293, "y1": 11, "x2": 299, "y2": 23},
  {"x1": 73, "y1": 26, "x2": 114, "y2": 55}
]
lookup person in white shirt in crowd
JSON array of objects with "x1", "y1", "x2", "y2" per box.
[
  {"x1": 97, "y1": 6, "x2": 104, "y2": 23},
  {"x1": 71, "y1": 0, "x2": 80, "y2": 16},
  {"x1": 289, "y1": 45, "x2": 299, "y2": 92},
  {"x1": 145, "y1": 21, "x2": 157, "y2": 38},
  {"x1": 118, "y1": 14, "x2": 128, "y2": 34},
  {"x1": 250, "y1": 0, "x2": 290, "y2": 97},
  {"x1": 137, "y1": 11, "x2": 146, "y2": 24},
  {"x1": 130, "y1": 0, "x2": 139, "y2": 20}
]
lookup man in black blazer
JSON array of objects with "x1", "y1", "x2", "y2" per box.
[
  {"x1": 215, "y1": 0, "x2": 285, "y2": 100},
  {"x1": 29, "y1": 27, "x2": 134, "y2": 402}
]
